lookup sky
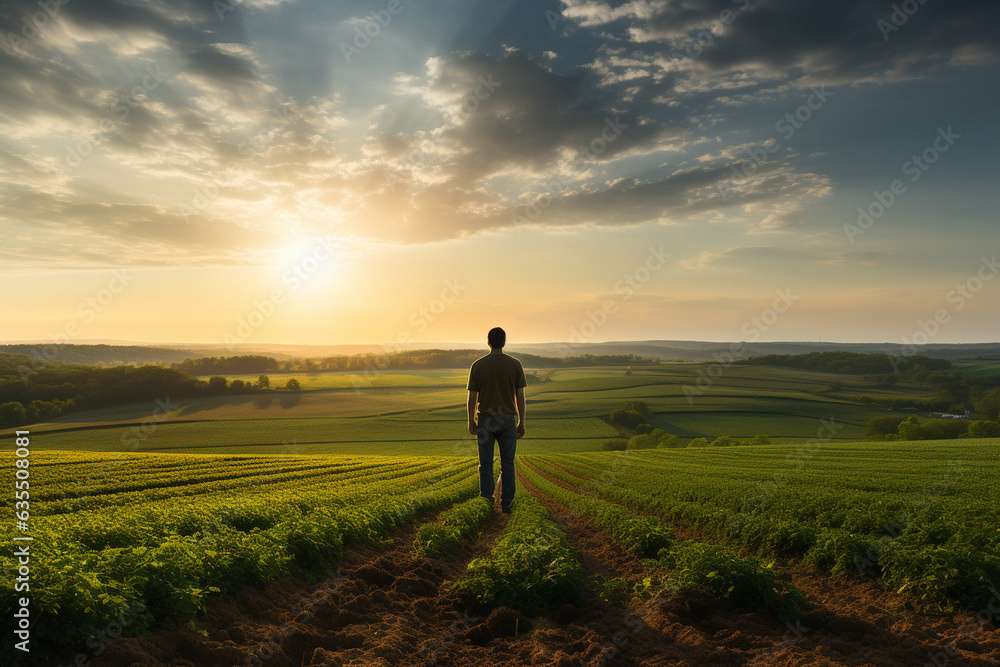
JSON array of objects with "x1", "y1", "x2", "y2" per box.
[{"x1": 1, "y1": 0, "x2": 998, "y2": 348}]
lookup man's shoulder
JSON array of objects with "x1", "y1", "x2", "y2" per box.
[
  {"x1": 470, "y1": 353, "x2": 522, "y2": 369},
  {"x1": 470, "y1": 354, "x2": 492, "y2": 372},
  {"x1": 497, "y1": 353, "x2": 523, "y2": 368}
]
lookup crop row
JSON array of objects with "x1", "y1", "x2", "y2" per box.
[
  {"x1": 30, "y1": 457, "x2": 367, "y2": 502},
  {"x1": 0, "y1": 455, "x2": 481, "y2": 656},
  {"x1": 413, "y1": 496, "x2": 494, "y2": 559},
  {"x1": 35, "y1": 459, "x2": 410, "y2": 516},
  {"x1": 519, "y1": 457, "x2": 673, "y2": 558},
  {"x1": 454, "y1": 485, "x2": 585, "y2": 611},
  {"x1": 34, "y1": 459, "x2": 461, "y2": 550},
  {"x1": 520, "y1": 457, "x2": 803, "y2": 620},
  {"x1": 536, "y1": 449, "x2": 1000, "y2": 611},
  {"x1": 2, "y1": 451, "x2": 374, "y2": 510}
]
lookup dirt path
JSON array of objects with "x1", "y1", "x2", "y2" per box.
[
  {"x1": 518, "y1": 463, "x2": 784, "y2": 665},
  {"x1": 521, "y1": 457, "x2": 1000, "y2": 666},
  {"x1": 535, "y1": 456, "x2": 594, "y2": 483},
  {"x1": 89, "y1": 512, "x2": 511, "y2": 667},
  {"x1": 83, "y1": 497, "x2": 681, "y2": 667}
]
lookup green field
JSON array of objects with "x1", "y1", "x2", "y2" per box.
[
  {"x1": 5, "y1": 361, "x2": 999, "y2": 662},
  {"x1": 24, "y1": 363, "x2": 928, "y2": 455},
  {"x1": 953, "y1": 361, "x2": 1000, "y2": 378},
  {"x1": 1, "y1": 449, "x2": 482, "y2": 653},
  {"x1": 5, "y1": 437, "x2": 997, "y2": 657},
  {"x1": 528, "y1": 437, "x2": 1000, "y2": 611}
]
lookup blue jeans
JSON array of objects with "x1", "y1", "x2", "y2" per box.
[{"x1": 476, "y1": 414, "x2": 517, "y2": 510}]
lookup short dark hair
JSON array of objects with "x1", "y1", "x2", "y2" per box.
[{"x1": 487, "y1": 327, "x2": 506, "y2": 349}]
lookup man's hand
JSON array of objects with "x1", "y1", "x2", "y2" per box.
[
  {"x1": 467, "y1": 390, "x2": 478, "y2": 436},
  {"x1": 516, "y1": 422, "x2": 525, "y2": 439}
]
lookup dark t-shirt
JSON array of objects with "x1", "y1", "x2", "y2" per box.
[{"x1": 467, "y1": 353, "x2": 527, "y2": 418}]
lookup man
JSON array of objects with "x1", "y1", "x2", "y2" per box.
[{"x1": 467, "y1": 327, "x2": 526, "y2": 514}]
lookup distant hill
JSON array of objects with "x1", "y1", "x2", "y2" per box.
[
  {"x1": 512, "y1": 340, "x2": 1000, "y2": 361},
  {"x1": 1, "y1": 339, "x2": 998, "y2": 367},
  {"x1": 0, "y1": 343, "x2": 201, "y2": 366}
]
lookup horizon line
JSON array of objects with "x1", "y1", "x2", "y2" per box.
[{"x1": 2, "y1": 338, "x2": 1000, "y2": 347}]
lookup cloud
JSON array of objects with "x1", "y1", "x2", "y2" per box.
[
  {"x1": 5, "y1": 0, "x2": 983, "y2": 264},
  {"x1": 324, "y1": 49, "x2": 833, "y2": 242},
  {"x1": 418, "y1": 50, "x2": 678, "y2": 182},
  {"x1": 560, "y1": 0, "x2": 1000, "y2": 82},
  {"x1": 682, "y1": 244, "x2": 897, "y2": 269},
  {"x1": 0, "y1": 183, "x2": 282, "y2": 264},
  {"x1": 0, "y1": 0, "x2": 339, "y2": 265}
]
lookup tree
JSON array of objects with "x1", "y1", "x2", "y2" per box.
[
  {"x1": 976, "y1": 387, "x2": 1000, "y2": 420},
  {"x1": 601, "y1": 438, "x2": 627, "y2": 451},
  {"x1": 711, "y1": 435, "x2": 737, "y2": 446},
  {"x1": 866, "y1": 415, "x2": 905, "y2": 440},
  {"x1": 655, "y1": 434, "x2": 680, "y2": 448},
  {"x1": 627, "y1": 434, "x2": 656, "y2": 450},
  {"x1": 609, "y1": 408, "x2": 644, "y2": 430},
  {"x1": 230, "y1": 379, "x2": 247, "y2": 392},
  {"x1": 649, "y1": 428, "x2": 670, "y2": 442},
  {"x1": 968, "y1": 420, "x2": 1000, "y2": 438},
  {"x1": 0, "y1": 401, "x2": 27, "y2": 426},
  {"x1": 623, "y1": 400, "x2": 652, "y2": 419},
  {"x1": 687, "y1": 437, "x2": 709, "y2": 447},
  {"x1": 285, "y1": 378, "x2": 301, "y2": 391},
  {"x1": 897, "y1": 417, "x2": 968, "y2": 441},
  {"x1": 749, "y1": 434, "x2": 771, "y2": 446},
  {"x1": 897, "y1": 416, "x2": 922, "y2": 441},
  {"x1": 256, "y1": 374, "x2": 270, "y2": 390},
  {"x1": 208, "y1": 376, "x2": 228, "y2": 392},
  {"x1": 26, "y1": 400, "x2": 62, "y2": 422}
]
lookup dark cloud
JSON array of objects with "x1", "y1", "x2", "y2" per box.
[
  {"x1": 60, "y1": 0, "x2": 184, "y2": 36},
  {"x1": 426, "y1": 50, "x2": 681, "y2": 183},
  {"x1": 185, "y1": 45, "x2": 259, "y2": 83},
  {"x1": 567, "y1": 0, "x2": 1000, "y2": 81},
  {"x1": 0, "y1": 0, "x2": 263, "y2": 128},
  {"x1": 331, "y1": 45, "x2": 841, "y2": 243},
  {"x1": 483, "y1": 162, "x2": 828, "y2": 234}
]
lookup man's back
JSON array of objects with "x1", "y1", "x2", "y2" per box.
[{"x1": 467, "y1": 353, "x2": 526, "y2": 418}]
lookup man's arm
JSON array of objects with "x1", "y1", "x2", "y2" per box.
[
  {"x1": 468, "y1": 390, "x2": 478, "y2": 435},
  {"x1": 515, "y1": 386, "x2": 526, "y2": 439}
]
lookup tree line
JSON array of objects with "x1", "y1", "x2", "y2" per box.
[
  {"x1": 866, "y1": 415, "x2": 1000, "y2": 441},
  {"x1": 172, "y1": 350, "x2": 649, "y2": 374},
  {"x1": 0, "y1": 353, "x2": 274, "y2": 429},
  {"x1": 736, "y1": 351, "x2": 951, "y2": 375}
]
